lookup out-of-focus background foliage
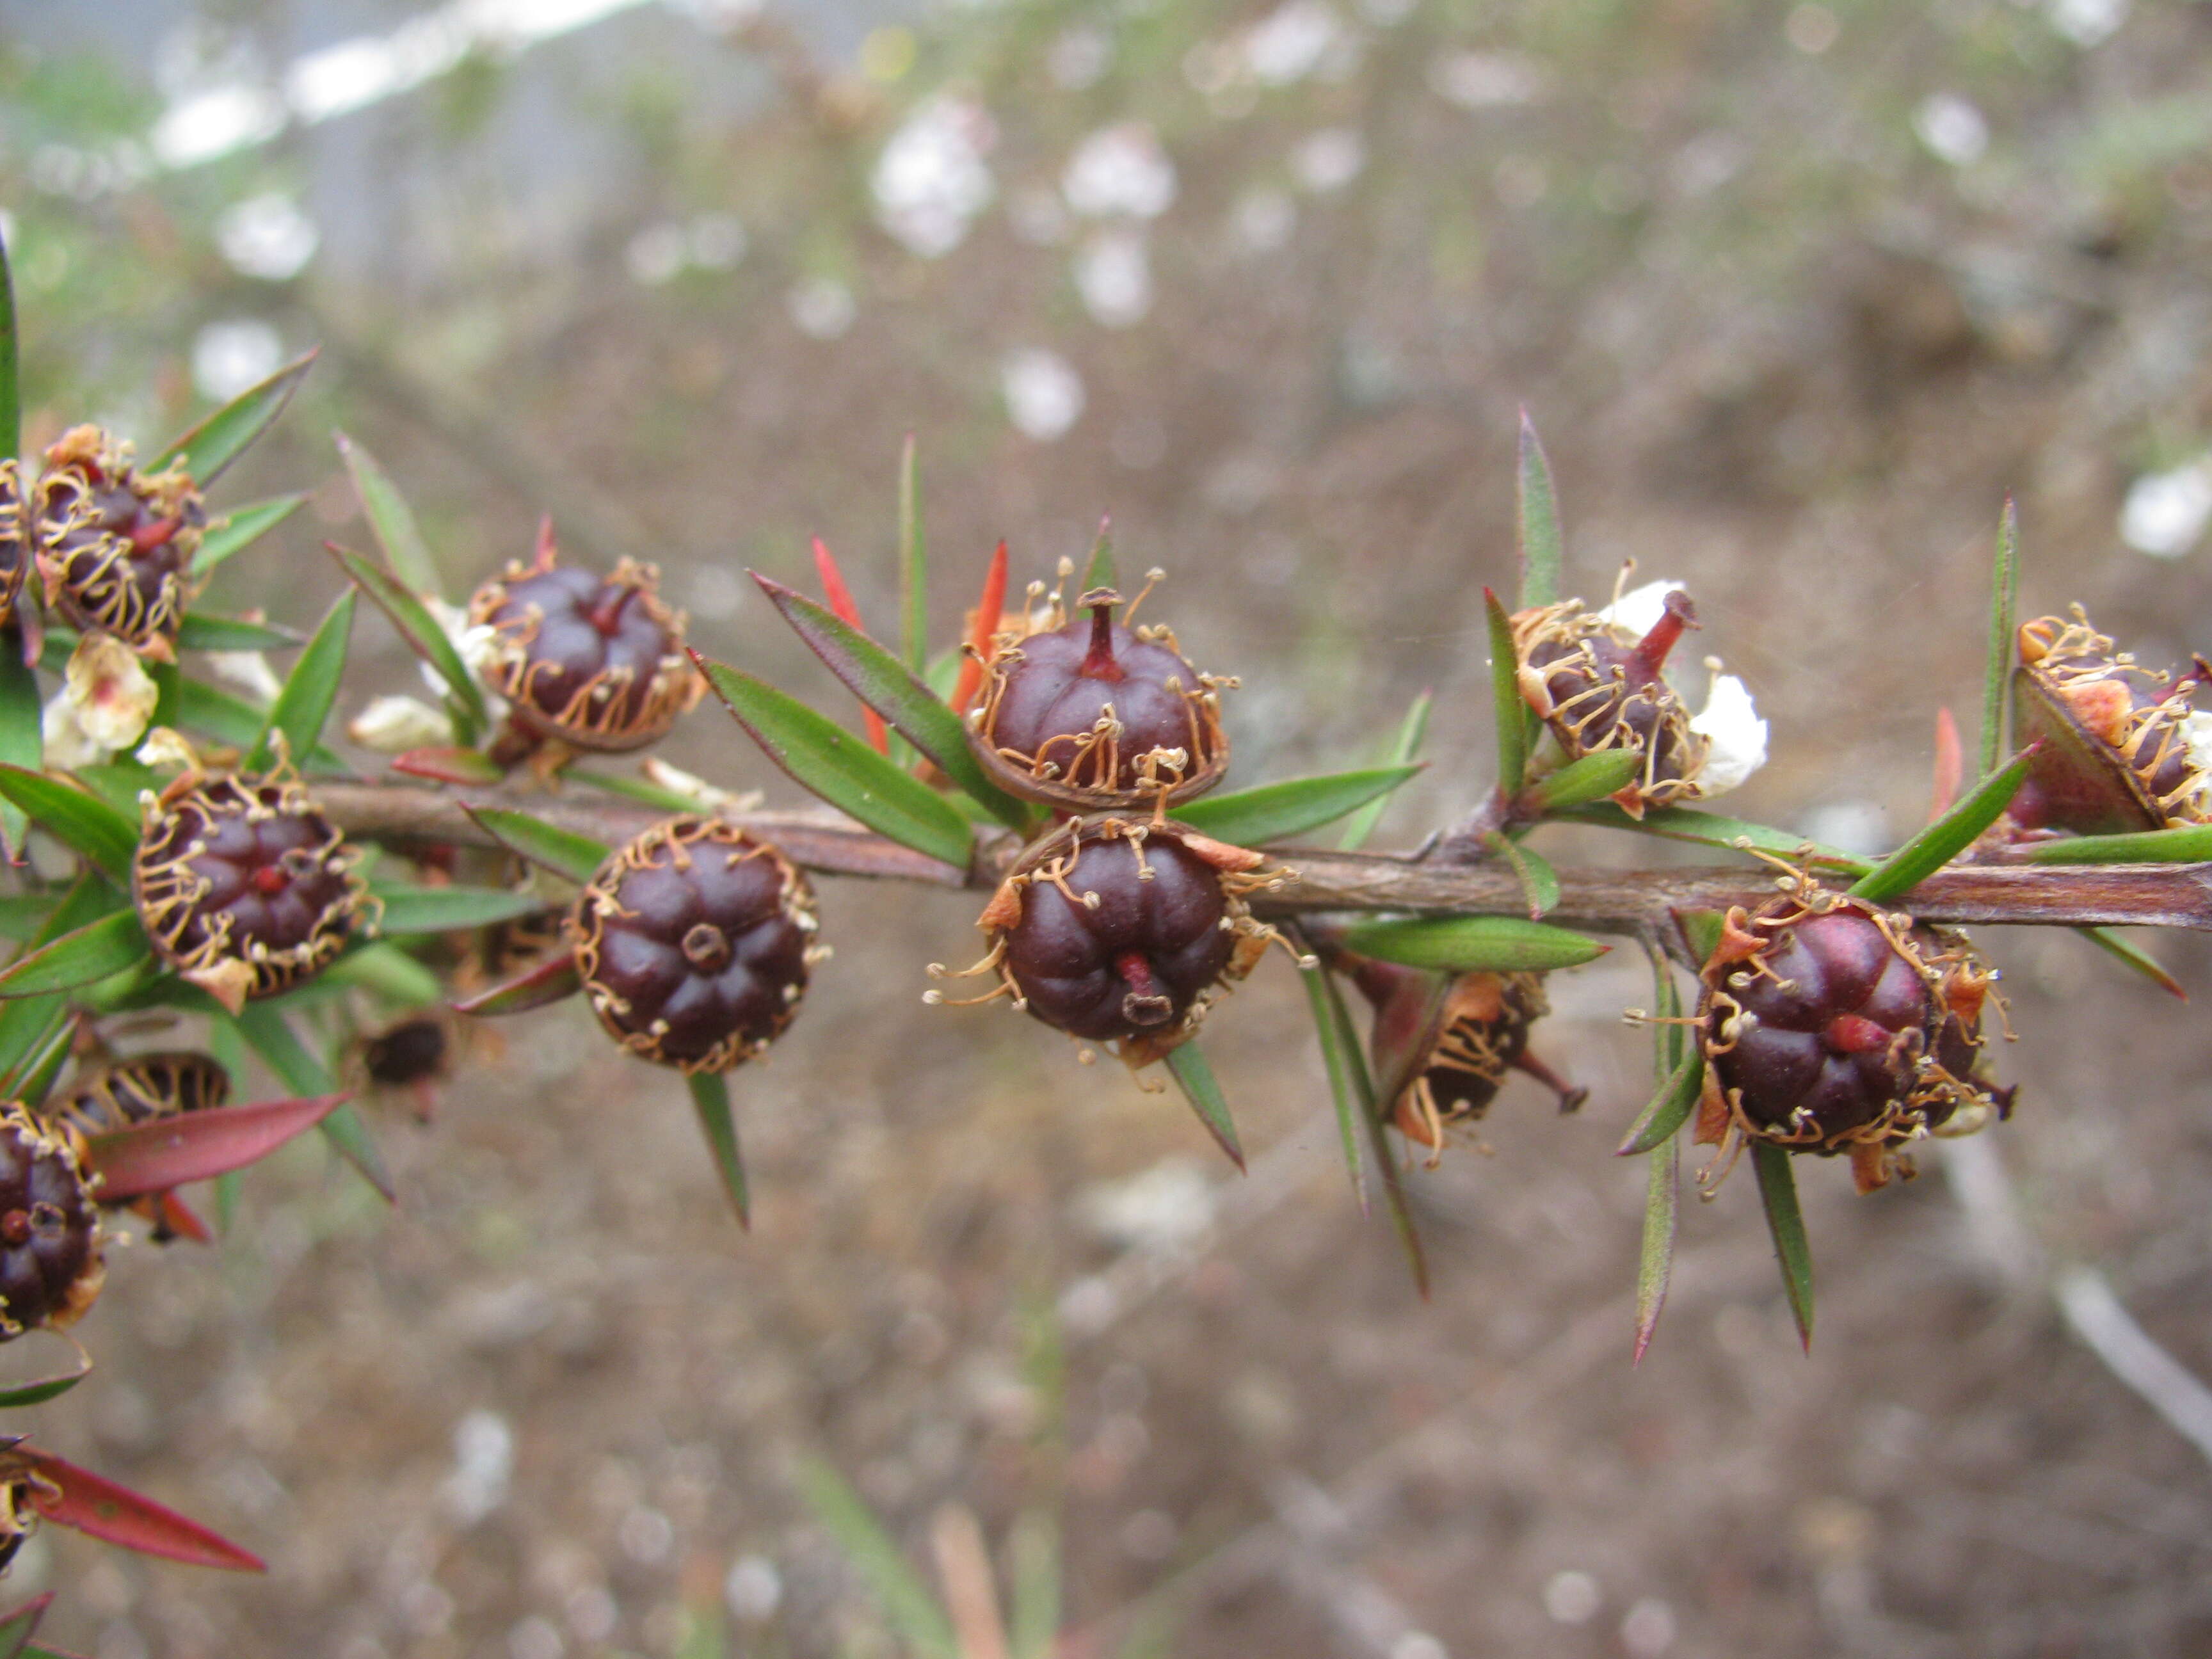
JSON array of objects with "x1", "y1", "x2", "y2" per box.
[{"x1": 8, "y1": 0, "x2": 2212, "y2": 1653}]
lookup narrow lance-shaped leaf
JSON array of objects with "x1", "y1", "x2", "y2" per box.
[
  {"x1": 1359, "y1": 995, "x2": 1434, "y2": 1300},
  {"x1": 247, "y1": 588, "x2": 355, "y2": 771},
  {"x1": 1516, "y1": 409, "x2": 1563, "y2": 611},
  {"x1": 6, "y1": 1009, "x2": 74, "y2": 1110},
  {"x1": 19, "y1": 1449, "x2": 265, "y2": 1571},
  {"x1": 1480, "y1": 830, "x2": 1559, "y2": 920},
  {"x1": 335, "y1": 430, "x2": 445, "y2": 600},
  {"x1": 323, "y1": 942, "x2": 443, "y2": 1006},
  {"x1": 326, "y1": 543, "x2": 487, "y2": 741},
  {"x1": 193, "y1": 493, "x2": 306, "y2": 576},
  {"x1": 1522, "y1": 749, "x2": 1640, "y2": 815},
  {"x1": 463, "y1": 807, "x2": 611, "y2": 886},
  {"x1": 0, "y1": 645, "x2": 42, "y2": 860},
  {"x1": 150, "y1": 348, "x2": 316, "y2": 486},
  {"x1": 0, "y1": 217, "x2": 17, "y2": 462},
  {"x1": 174, "y1": 613, "x2": 303, "y2": 653},
  {"x1": 373, "y1": 883, "x2": 549, "y2": 934},
  {"x1": 86, "y1": 1093, "x2": 351, "y2": 1200},
  {"x1": 1676, "y1": 908, "x2": 1726, "y2": 968},
  {"x1": 1633, "y1": 1135, "x2": 1679, "y2": 1366},
  {"x1": 1341, "y1": 689, "x2": 1432, "y2": 852},
  {"x1": 1080, "y1": 516, "x2": 1116, "y2": 592},
  {"x1": 1171, "y1": 765, "x2": 1422, "y2": 847},
  {"x1": 1485, "y1": 587, "x2": 1528, "y2": 798},
  {"x1": 1848, "y1": 743, "x2": 2037, "y2": 906},
  {"x1": 451, "y1": 950, "x2": 582, "y2": 1017},
  {"x1": 392, "y1": 746, "x2": 505, "y2": 786},
  {"x1": 1294, "y1": 947, "x2": 1367, "y2": 1214},
  {"x1": 1752, "y1": 1142, "x2": 1815, "y2": 1351},
  {"x1": 2077, "y1": 926, "x2": 2187, "y2": 1000},
  {"x1": 1980, "y1": 498, "x2": 2019, "y2": 781},
  {"x1": 795, "y1": 1457, "x2": 959, "y2": 1659},
  {"x1": 0, "y1": 1344, "x2": 92, "y2": 1411},
  {"x1": 685, "y1": 1070, "x2": 749, "y2": 1228},
  {"x1": 1341, "y1": 914, "x2": 1605, "y2": 974},
  {"x1": 693, "y1": 658, "x2": 974, "y2": 872},
  {"x1": 2013, "y1": 824, "x2": 2212, "y2": 865},
  {"x1": 565, "y1": 767, "x2": 705, "y2": 814},
  {"x1": 753, "y1": 575, "x2": 1030, "y2": 828},
  {"x1": 1162, "y1": 1041, "x2": 1244, "y2": 1172},
  {"x1": 0, "y1": 765, "x2": 137, "y2": 885},
  {"x1": 899, "y1": 433, "x2": 927, "y2": 677},
  {"x1": 175, "y1": 678, "x2": 346, "y2": 773},
  {"x1": 0, "y1": 911, "x2": 148, "y2": 998},
  {"x1": 809, "y1": 537, "x2": 890, "y2": 756},
  {"x1": 1556, "y1": 803, "x2": 1872, "y2": 874},
  {"x1": 225, "y1": 1004, "x2": 392, "y2": 1201},
  {"x1": 1616, "y1": 1046, "x2": 1703, "y2": 1157},
  {"x1": 1007, "y1": 1508, "x2": 1062, "y2": 1659}
]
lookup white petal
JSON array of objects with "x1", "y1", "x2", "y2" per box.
[
  {"x1": 63, "y1": 634, "x2": 159, "y2": 753},
  {"x1": 42, "y1": 691, "x2": 106, "y2": 770},
  {"x1": 206, "y1": 648, "x2": 285, "y2": 705},
  {"x1": 1592, "y1": 578, "x2": 1686, "y2": 640},
  {"x1": 1690, "y1": 671, "x2": 1768, "y2": 796},
  {"x1": 348, "y1": 694, "x2": 454, "y2": 753}
]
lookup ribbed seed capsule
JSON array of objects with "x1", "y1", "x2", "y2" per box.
[
  {"x1": 1512, "y1": 588, "x2": 1708, "y2": 817},
  {"x1": 570, "y1": 818, "x2": 822, "y2": 1074},
  {"x1": 0, "y1": 1104, "x2": 104, "y2": 1341},
  {"x1": 31, "y1": 426, "x2": 205, "y2": 661}
]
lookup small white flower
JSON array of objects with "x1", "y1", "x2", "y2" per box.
[
  {"x1": 422, "y1": 597, "x2": 510, "y2": 725},
  {"x1": 872, "y1": 97, "x2": 997, "y2": 259},
  {"x1": 2120, "y1": 458, "x2": 2212, "y2": 559},
  {"x1": 44, "y1": 633, "x2": 158, "y2": 767},
  {"x1": 205, "y1": 647, "x2": 285, "y2": 705},
  {"x1": 348, "y1": 694, "x2": 454, "y2": 753},
  {"x1": 2181, "y1": 712, "x2": 2212, "y2": 810},
  {"x1": 1062, "y1": 123, "x2": 1176, "y2": 220},
  {"x1": 134, "y1": 726, "x2": 198, "y2": 773},
  {"x1": 642, "y1": 757, "x2": 762, "y2": 812},
  {"x1": 1592, "y1": 579, "x2": 1687, "y2": 639},
  {"x1": 1688, "y1": 661, "x2": 1768, "y2": 797}
]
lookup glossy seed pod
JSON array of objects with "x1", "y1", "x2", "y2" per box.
[
  {"x1": 134, "y1": 771, "x2": 375, "y2": 1014},
  {"x1": 966, "y1": 577, "x2": 1231, "y2": 812},
  {"x1": 0, "y1": 1104, "x2": 104, "y2": 1341},
  {"x1": 1696, "y1": 879, "x2": 2013, "y2": 1192},
  {"x1": 1513, "y1": 588, "x2": 1710, "y2": 816},
  {"x1": 467, "y1": 529, "x2": 701, "y2": 753},
  {"x1": 937, "y1": 815, "x2": 1281, "y2": 1067},
  {"x1": 31, "y1": 426, "x2": 205, "y2": 661},
  {"x1": 570, "y1": 818, "x2": 821, "y2": 1073}
]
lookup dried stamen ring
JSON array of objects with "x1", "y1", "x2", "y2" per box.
[
  {"x1": 0, "y1": 1103, "x2": 104, "y2": 1342},
  {"x1": 51, "y1": 1051, "x2": 230, "y2": 1244},
  {"x1": 31, "y1": 426, "x2": 205, "y2": 661},
  {"x1": 1513, "y1": 589, "x2": 1708, "y2": 817}
]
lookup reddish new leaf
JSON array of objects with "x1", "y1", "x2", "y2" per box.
[
  {"x1": 152, "y1": 1192, "x2": 211, "y2": 1244},
  {"x1": 810, "y1": 537, "x2": 890, "y2": 756},
  {"x1": 84, "y1": 1094, "x2": 349, "y2": 1201},
  {"x1": 1930, "y1": 706, "x2": 1963, "y2": 820},
  {"x1": 20, "y1": 1451, "x2": 264, "y2": 1570},
  {"x1": 949, "y1": 540, "x2": 1008, "y2": 717},
  {"x1": 450, "y1": 950, "x2": 582, "y2": 1016},
  {"x1": 392, "y1": 746, "x2": 506, "y2": 785}
]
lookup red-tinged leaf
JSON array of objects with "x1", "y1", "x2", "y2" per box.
[
  {"x1": 450, "y1": 951, "x2": 582, "y2": 1016},
  {"x1": 152, "y1": 1191, "x2": 212, "y2": 1244},
  {"x1": 811, "y1": 538, "x2": 891, "y2": 757},
  {"x1": 950, "y1": 540, "x2": 1008, "y2": 716},
  {"x1": 84, "y1": 1093, "x2": 349, "y2": 1200},
  {"x1": 1633, "y1": 1135, "x2": 1678, "y2": 1366},
  {"x1": 392, "y1": 746, "x2": 505, "y2": 785},
  {"x1": 21, "y1": 1450, "x2": 264, "y2": 1570},
  {"x1": 0, "y1": 1594, "x2": 51, "y2": 1659},
  {"x1": 1930, "y1": 707, "x2": 1963, "y2": 820}
]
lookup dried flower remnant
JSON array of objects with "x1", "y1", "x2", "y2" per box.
[
  {"x1": 42, "y1": 633, "x2": 159, "y2": 769},
  {"x1": 52, "y1": 1052, "x2": 230, "y2": 1243},
  {"x1": 0, "y1": 1104, "x2": 104, "y2": 1341},
  {"x1": 31, "y1": 426, "x2": 205, "y2": 661}
]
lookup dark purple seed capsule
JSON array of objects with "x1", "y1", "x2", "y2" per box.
[
  {"x1": 361, "y1": 1019, "x2": 449, "y2": 1089},
  {"x1": 31, "y1": 426, "x2": 204, "y2": 661},
  {"x1": 1514, "y1": 589, "x2": 1706, "y2": 814},
  {"x1": 0, "y1": 1105, "x2": 103, "y2": 1340}
]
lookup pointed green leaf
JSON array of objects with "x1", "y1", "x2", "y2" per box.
[
  {"x1": 1340, "y1": 914, "x2": 1605, "y2": 974},
  {"x1": 0, "y1": 643, "x2": 42, "y2": 858},
  {"x1": 795, "y1": 1457, "x2": 959, "y2": 1659},
  {"x1": 4, "y1": 1007, "x2": 74, "y2": 1109},
  {"x1": 0, "y1": 765, "x2": 138, "y2": 883},
  {"x1": 0, "y1": 880, "x2": 116, "y2": 1090},
  {"x1": 1516, "y1": 410, "x2": 1562, "y2": 611},
  {"x1": 450, "y1": 951, "x2": 582, "y2": 1016},
  {"x1": 1342, "y1": 690, "x2": 1432, "y2": 851},
  {"x1": 0, "y1": 220, "x2": 17, "y2": 463},
  {"x1": 1007, "y1": 1508, "x2": 1062, "y2": 1659},
  {"x1": 86, "y1": 1093, "x2": 349, "y2": 1199},
  {"x1": 176, "y1": 678, "x2": 346, "y2": 772},
  {"x1": 247, "y1": 589, "x2": 355, "y2": 771},
  {"x1": 175, "y1": 613, "x2": 303, "y2": 653},
  {"x1": 373, "y1": 883, "x2": 548, "y2": 934},
  {"x1": 0, "y1": 911, "x2": 148, "y2": 998},
  {"x1": 1480, "y1": 830, "x2": 1560, "y2": 919},
  {"x1": 1361, "y1": 1044, "x2": 1432, "y2": 1298},
  {"x1": 1616, "y1": 1047, "x2": 1703, "y2": 1156},
  {"x1": 1848, "y1": 744, "x2": 2036, "y2": 905},
  {"x1": 150, "y1": 348, "x2": 316, "y2": 486},
  {"x1": 71, "y1": 761, "x2": 161, "y2": 822},
  {"x1": 0, "y1": 1346, "x2": 91, "y2": 1410},
  {"x1": 1633, "y1": 1134, "x2": 1679, "y2": 1365},
  {"x1": 225, "y1": 1004, "x2": 392, "y2": 1201},
  {"x1": 899, "y1": 434, "x2": 927, "y2": 677},
  {"x1": 1172, "y1": 765, "x2": 1422, "y2": 847},
  {"x1": 463, "y1": 808, "x2": 611, "y2": 886},
  {"x1": 334, "y1": 431, "x2": 444, "y2": 600},
  {"x1": 1675, "y1": 908, "x2": 1726, "y2": 968},
  {"x1": 1981, "y1": 499, "x2": 2019, "y2": 781},
  {"x1": 1162, "y1": 1041, "x2": 1244, "y2": 1171},
  {"x1": 1295, "y1": 950, "x2": 1368, "y2": 1214},
  {"x1": 1485, "y1": 587, "x2": 1528, "y2": 797},
  {"x1": 753, "y1": 574, "x2": 1030, "y2": 829},
  {"x1": 685, "y1": 1070, "x2": 749, "y2": 1228},
  {"x1": 193, "y1": 494, "x2": 306, "y2": 576},
  {"x1": 1523, "y1": 749, "x2": 1641, "y2": 814},
  {"x1": 1557, "y1": 803, "x2": 1873, "y2": 873},
  {"x1": 2013, "y1": 825, "x2": 2212, "y2": 864},
  {"x1": 566, "y1": 769, "x2": 706, "y2": 813},
  {"x1": 1080, "y1": 519, "x2": 1116, "y2": 593},
  {"x1": 694, "y1": 660, "x2": 974, "y2": 872},
  {"x1": 327, "y1": 543, "x2": 486, "y2": 742},
  {"x1": 2078, "y1": 926, "x2": 2187, "y2": 999},
  {"x1": 1751, "y1": 1142, "x2": 1815, "y2": 1351}
]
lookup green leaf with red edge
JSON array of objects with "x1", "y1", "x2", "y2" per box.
[
  {"x1": 392, "y1": 746, "x2": 504, "y2": 785},
  {"x1": 150, "y1": 348, "x2": 316, "y2": 487},
  {"x1": 694, "y1": 659, "x2": 974, "y2": 872},
  {"x1": 810, "y1": 537, "x2": 891, "y2": 757},
  {"x1": 85, "y1": 1093, "x2": 350, "y2": 1200},
  {"x1": 2013, "y1": 825, "x2": 2212, "y2": 864},
  {"x1": 685, "y1": 1070, "x2": 749, "y2": 1228},
  {"x1": 0, "y1": 1343, "x2": 92, "y2": 1411},
  {"x1": 1341, "y1": 689, "x2": 1432, "y2": 852},
  {"x1": 1634, "y1": 1134, "x2": 1679, "y2": 1366},
  {"x1": 1080, "y1": 517, "x2": 1116, "y2": 593},
  {"x1": 334, "y1": 431, "x2": 444, "y2": 600},
  {"x1": 1522, "y1": 749, "x2": 1641, "y2": 815},
  {"x1": 0, "y1": 765, "x2": 137, "y2": 884},
  {"x1": 175, "y1": 613, "x2": 302, "y2": 653},
  {"x1": 0, "y1": 645, "x2": 42, "y2": 860},
  {"x1": 373, "y1": 883, "x2": 548, "y2": 934},
  {"x1": 753, "y1": 574, "x2": 1030, "y2": 830},
  {"x1": 328, "y1": 543, "x2": 487, "y2": 742},
  {"x1": 1752, "y1": 1142, "x2": 1815, "y2": 1351},
  {"x1": 1516, "y1": 409, "x2": 1562, "y2": 611},
  {"x1": 1485, "y1": 587, "x2": 1528, "y2": 798},
  {"x1": 1162, "y1": 1041, "x2": 1244, "y2": 1171},
  {"x1": 1171, "y1": 766, "x2": 1422, "y2": 848},
  {"x1": 1675, "y1": 908, "x2": 1726, "y2": 966},
  {"x1": 175, "y1": 678, "x2": 346, "y2": 773},
  {"x1": 1848, "y1": 744, "x2": 2037, "y2": 906},
  {"x1": 1981, "y1": 498, "x2": 2020, "y2": 782},
  {"x1": 898, "y1": 434, "x2": 927, "y2": 677},
  {"x1": 2078, "y1": 926, "x2": 2187, "y2": 999},
  {"x1": 450, "y1": 950, "x2": 582, "y2": 1016},
  {"x1": 193, "y1": 494, "x2": 306, "y2": 577},
  {"x1": 1556, "y1": 803, "x2": 1873, "y2": 873},
  {"x1": 246, "y1": 588, "x2": 355, "y2": 771},
  {"x1": 1480, "y1": 830, "x2": 1559, "y2": 920},
  {"x1": 224, "y1": 1004, "x2": 392, "y2": 1201},
  {"x1": 20, "y1": 1449, "x2": 265, "y2": 1571},
  {"x1": 0, "y1": 1594, "x2": 50, "y2": 1659},
  {"x1": 1340, "y1": 914, "x2": 1605, "y2": 974},
  {"x1": 0, "y1": 218, "x2": 17, "y2": 463},
  {"x1": 1294, "y1": 947, "x2": 1367, "y2": 1215},
  {"x1": 0, "y1": 911, "x2": 148, "y2": 998},
  {"x1": 463, "y1": 807, "x2": 611, "y2": 885}
]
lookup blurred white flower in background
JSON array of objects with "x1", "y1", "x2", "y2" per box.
[
  {"x1": 724, "y1": 1555, "x2": 783, "y2": 1623},
  {"x1": 216, "y1": 192, "x2": 319, "y2": 279},
  {"x1": 1241, "y1": 0, "x2": 1347, "y2": 86},
  {"x1": 2047, "y1": 0, "x2": 2129, "y2": 47},
  {"x1": 1231, "y1": 188, "x2": 1297, "y2": 253},
  {"x1": 44, "y1": 636, "x2": 157, "y2": 769},
  {"x1": 1048, "y1": 23, "x2": 1114, "y2": 90},
  {"x1": 2121, "y1": 456, "x2": 2212, "y2": 558},
  {"x1": 1062, "y1": 123, "x2": 1176, "y2": 220},
  {"x1": 1427, "y1": 50, "x2": 1551, "y2": 109},
  {"x1": 190, "y1": 319, "x2": 284, "y2": 401},
  {"x1": 1074, "y1": 229, "x2": 1153, "y2": 327},
  {"x1": 873, "y1": 97, "x2": 997, "y2": 258},
  {"x1": 787, "y1": 277, "x2": 856, "y2": 340},
  {"x1": 1914, "y1": 92, "x2": 1989, "y2": 167},
  {"x1": 1001, "y1": 348, "x2": 1085, "y2": 441},
  {"x1": 626, "y1": 213, "x2": 745, "y2": 285},
  {"x1": 1291, "y1": 127, "x2": 1366, "y2": 192},
  {"x1": 441, "y1": 1409, "x2": 513, "y2": 1527}
]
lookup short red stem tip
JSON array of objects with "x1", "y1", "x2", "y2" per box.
[
  {"x1": 1628, "y1": 590, "x2": 1699, "y2": 684},
  {"x1": 1080, "y1": 602, "x2": 1125, "y2": 682}
]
